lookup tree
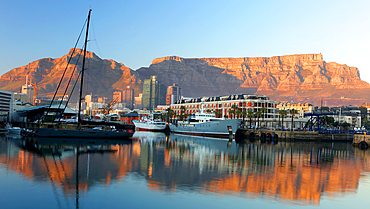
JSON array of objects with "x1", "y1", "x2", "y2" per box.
[
  {"x1": 206, "y1": 109, "x2": 211, "y2": 114},
  {"x1": 279, "y1": 110, "x2": 287, "y2": 130},
  {"x1": 215, "y1": 111, "x2": 222, "y2": 118},
  {"x1": 341, "y1": 122, "x2": 351, "y2": 130},
  {"x1": 231, "y1": 104, "x2": 239, "y2": 119},
  {"x1": 247, "y1": 111, "x2": 254, "y2": 128},
  {"x1": 241, "y1": 111, "x2": 247, "y2": 124},
  {"x1": 289, "y1": 108, "x2": 298, "y2": 130},
  {"x1": 229, "y1": 110, "x2": 235, "y2": 119},
  {"x1": 166, "y1": 108, "x2": 174, "y2": 123},
  {"x1": 261, "y1": 107, "x2": 267, "y2": 127},
  {"x1": 224, "y1": 115, "x2": 229, "y2": 119},
  {"x1": 180, "y1": 106, "x2": 186, "y2": 122},
  {"x1": 256, "y1": 111, "x2": 262, "y2": 129},
  {"x1": 236, "y1": 110, "x2": 242, "y2": 120}
]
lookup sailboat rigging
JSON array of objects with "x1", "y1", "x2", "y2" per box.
[
  {"x1": 37, "y1": 9, "x2": 134, "y2": 139},
  {"x1": 78, "y1": 9, "x2": 91, "y2": 128}
]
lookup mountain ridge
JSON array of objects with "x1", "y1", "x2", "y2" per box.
[{"x1": 1, "y1": 49, "x2": 369, "y2": 106}]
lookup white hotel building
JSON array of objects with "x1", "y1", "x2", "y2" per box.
[{"x1": 170, "y1": 94, "x2": 278, "y2": 127}]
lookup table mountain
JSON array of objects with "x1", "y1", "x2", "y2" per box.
[
  {"x1": 1, "y1": 49, "x2": 369, "y2": 106},
  {"x1": 145, "y1": 54, "x2": 370, "y2": 106}
]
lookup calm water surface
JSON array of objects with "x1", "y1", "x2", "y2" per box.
[{"x1": 1, "y1": 132, "x2": 370, "y2": 209}]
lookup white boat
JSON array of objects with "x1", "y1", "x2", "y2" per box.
[
  {"x1": 133, "y1": 118, "x2": 168, "y2": 132},
  {"x1": 169, "y1": 111, "x2": 242, "y2": 138},
  {"x1": 5, "y1": 123, "x2": 22, "y2": 135}
]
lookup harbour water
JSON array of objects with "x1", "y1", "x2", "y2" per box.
[{"x1": 1, "y1": 132, "x2": 370, "y2": 209}]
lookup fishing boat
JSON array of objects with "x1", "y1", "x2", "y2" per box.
[
  {"x1": 169, "y1": 111, "x2": 242, "y2": 138},
  {"x1": 37, "y1": 9, "x2": 133, "y2": 139}
]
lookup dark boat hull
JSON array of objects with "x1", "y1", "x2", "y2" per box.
[{"x1": 37, "y1": 128, "x2": 133, "y2": 139}]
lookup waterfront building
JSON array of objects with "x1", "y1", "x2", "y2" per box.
[
  {"x1": 166, "y1": 83, "x2": 182, "y2": 105},
  {"x1": 35, "y1": 96, "x2": 68, "y2": 106},
  {"x1": 120, "y1": 112, "x2": 140, "y2": 124},
  {"x1": 142, "y1": 76, "x2": 166, "y2": 110},
  {"x1": 277, "y1": 102, "x2": 313, "y2": 118},
  {"x1": 170, "y1": 94, "x2": 278, "y2": 128},
  {"x1": 331, "y1": 106, "x2": 361, "y2": 128},
  {"x1": 0, "y1": 89, "x2": 14, "y2": 122},
  {"x1": 123, "y1": 86, "x2": 135, "y2": 109}
]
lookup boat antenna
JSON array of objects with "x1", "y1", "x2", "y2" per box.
[{"x1": 78, "y1": 9, "x2": 92, "y2": 128}]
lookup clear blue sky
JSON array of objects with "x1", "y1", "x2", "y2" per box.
[{"x1": 1, "y1": 0, "x2": 370, "y2": 82}]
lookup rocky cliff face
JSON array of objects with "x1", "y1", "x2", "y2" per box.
[
  {"x1": 1, "y1": 51, "x2": 369, "y2": 106},
  {"x1": 148, "y1": 54, "x2": 370, "y2": 106},
  {"x1": 0, "y1": 48, "x2": 141, "y2": 100}
]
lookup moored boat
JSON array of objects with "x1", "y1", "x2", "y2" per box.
[
  {"x1": 133, "y1": 119, "x2": 167, "y2": 132},
  {"x1": 5, "y1": 123, "x2": 22, "y2": 135},
  {"x1": 169, "y1": 111, "x2": 242, "y2": 138},
  {"x1": 37, "y1": 127, "x2": 134, "y2": 138}
]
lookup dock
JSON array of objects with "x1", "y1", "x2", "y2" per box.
[{"x1": 235, "y1": 128, "x2": 355, "y2": 143}]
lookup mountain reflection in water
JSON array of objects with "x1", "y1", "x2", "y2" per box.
[{"x1": 1, "y1": 132, "x2": 370, "y2": 208}]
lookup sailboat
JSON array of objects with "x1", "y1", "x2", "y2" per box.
[{"x1": 38, "y1": 10, "x2": 134, "y2": 139}]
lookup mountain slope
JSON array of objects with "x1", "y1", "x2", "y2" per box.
[
  {"x1": 0, "y1": 48, "x2": 141, "y2": 100},
  {"x1": 1, "y1": 50, "x2": 369, "y2": 106}
]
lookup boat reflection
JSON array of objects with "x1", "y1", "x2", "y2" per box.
[
  {"x1": 1, "y1": 134, "x2": 370, "y2": 206},
  {"x1": 132, "y1": 131, "x2": 168, "y2": 142}
]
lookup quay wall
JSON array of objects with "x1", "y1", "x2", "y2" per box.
[{"x1": 236, "y1": 128, "x2": 354, "y2": 142}]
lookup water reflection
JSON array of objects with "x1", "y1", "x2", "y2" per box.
[{"x1": 1, "y1": 133, "x2": 370, "y2": 207}]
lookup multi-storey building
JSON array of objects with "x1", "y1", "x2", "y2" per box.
[
  {"x1": 135, "y1": 93, "x2": 142, "y2": 110},
  {"x1": 98, "y1": 97, "x2": 108, "y2": 104},
  {"x1": 166, "y1": 83, "x2": 182, "y2": 105},
  {"x1": 170, "y1": 94, "x2": 278, "y2": 127},
  {"x1": 113, "y1": 90, "x2": 123, "y2": 103},
  {"x1": 123, "y1": 86, "x2": 135, "y2": 109},
  {"x1": 277, "y1": 102, "x2": 313, "y2": 118},
  {"x1": 142, "y1": 76, "x2": 166, "y2": 110},
  {"x1": 331, "y1": 106, "x2": 361, "y2": 128},
  {"x1": 0, "y1": 89, "x2": 14, "y2": 122}
]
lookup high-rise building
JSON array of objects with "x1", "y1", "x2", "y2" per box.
[
  {"x1": 123, "y1": 86, "x2": 135, "y2": 109},
  {"x1": 166, "y1": 83, "x2": 182, "y2": 105},
  {"x1": 113, "y1": 90, "x2": 123, "y2": 103},
  {"x1": 98, "y1": 97, "x2": 108, "y2": 104},
  {"x1": 85, "y1": 94, "x2": 93, "y2": 108},
  {"x1": 142, "y1": 76, "x2": 166, "y2": 110},
  {"x1": 135, "y1": 93, "x2": 142, "y2": 110}
]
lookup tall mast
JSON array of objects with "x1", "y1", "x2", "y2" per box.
[{"x1": 78, "y1": 9, "x2": 92, "y2": 128}]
